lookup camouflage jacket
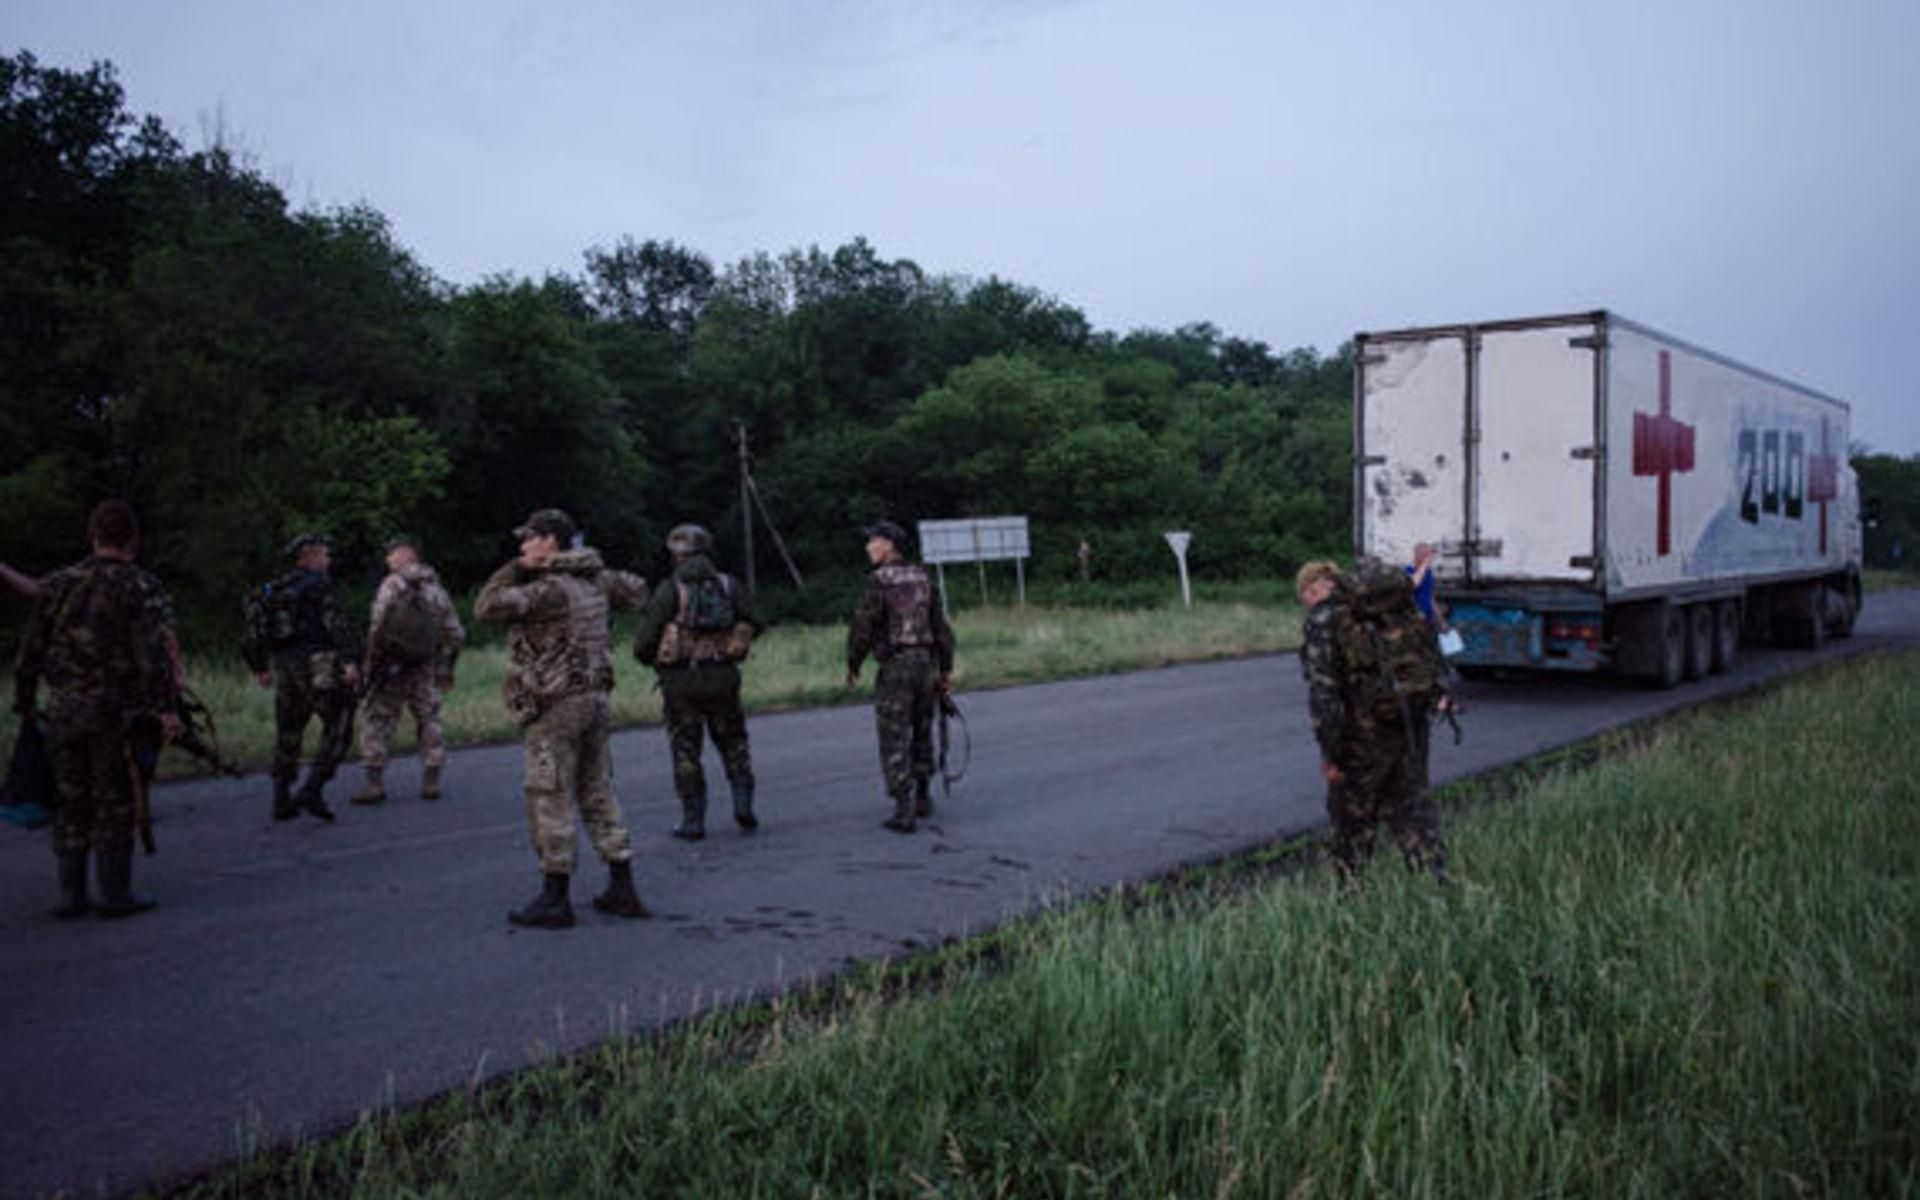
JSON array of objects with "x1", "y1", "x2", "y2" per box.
[
  {"x1": 847, "y1": 557, "x2": 954, "y2": 674},
  {"x1": 1299, "y1": 595, "x2": 1349, "y2": 763},
  {"x1": 242, "y1": 568, "x2": 359, "y2": 673},
  {"x1": 14, "y1": 556, "x2": 179, "y2": 730},
  {"x1": 475, "y1": 548, "x2": 647, "y2": 723},
  {"x1": 633, "y1": 554, "x2": 761, "y2": 668},
  {"x1": 366, "y1": 561, "x2": 465, "y2": 673}
]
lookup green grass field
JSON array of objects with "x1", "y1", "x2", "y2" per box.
[{"x1": 173, "y1": 649, "x2": 1920, "y2": 1199}]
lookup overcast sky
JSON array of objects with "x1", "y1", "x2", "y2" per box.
[{"x1": 11, "y1": 0, "x2": 1919, "y2": 452}]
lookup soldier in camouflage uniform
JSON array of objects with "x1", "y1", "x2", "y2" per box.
[
  {"x1": 476, "y1": 508, "x2": 651, "y2": 929},
  {"x1": 353, "y1": 535, "x2": 465, "y2": 805},
  {"x1": 12, "y1": 501, "x2": 180, "y2": 918},
  {"x1": 634, "y1": 524, "x2": 763, "y2": 840},
  {"x1": 242, "y1": 534, "x2": 361, "y2": 822},
  {"x1": 846, "y1": 520, "x2": 955, "y2": 833},
  {"x1": 1296, "y1": 559, "x2": 1449, "y2": 883}
]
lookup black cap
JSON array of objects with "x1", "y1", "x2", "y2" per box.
[
  {"x1": 284, "y1": 532, "x2": 331, "y2": 559},
  {"x1": 513, "y1": 508, "x2": 577, "y2": 544},
  {"x1": 862, "y1": 520, "x2": 908, "y2": 547}
]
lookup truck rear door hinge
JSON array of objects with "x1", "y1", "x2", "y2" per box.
[
  {"x1": 1358, "y1": 352, "x2": 1387, "y2": 367},
  {"x1": 1569, "y1": 334, "x2": 1607, "y2": 350},
  {"x1": 1358, "y1": 454, "x2": 1387, "y2": 467},
  {"x1": 1569, "y1": 555, "x2": 1599, "y2": 570},
  {"x1": 1569, "y1": 445, "x2": 1601, "y2": 461}
]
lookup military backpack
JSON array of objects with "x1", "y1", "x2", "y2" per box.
[
  {"x1": 375, "y1": 583, "x2": 441, "y2": 665},
  {"x1": 1331, "y1": 559, "x2": 1445, "y2": 724},
  {"x1": 656, "y1": 574, "x2": 749, "y2": 666}
]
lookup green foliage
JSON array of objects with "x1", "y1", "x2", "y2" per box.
[
  {"x1": 1, "y1": 47, "x2": 1360, "y2": 646},
  {"x1": 1856, "y1": 451, "x2": 1920, "y2": 571}
]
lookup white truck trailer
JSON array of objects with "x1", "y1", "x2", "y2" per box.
[{"x1": 1352, "y1": 310, "x2": 1862, "y2": 687}]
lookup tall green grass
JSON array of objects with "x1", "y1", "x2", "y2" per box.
[{"x1": 177, "y1": 652, "x2": 1919, "y2": 1199}]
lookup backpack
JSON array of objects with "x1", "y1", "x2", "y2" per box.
[
  {"x1": 1330, "y1": 560, "x2": 1445, "y2": 724},
  {"x1": 247, "y1": 572, "x2": 319, "y2": 649},
  {"x1": 677, "y1": 574, "x2": 737, "y2": 632},
  {"x1": 376, "y1": 583, "x2": 440, "y2": 665}
]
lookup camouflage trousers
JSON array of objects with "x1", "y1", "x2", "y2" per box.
[
  {"x1": 1327, "y1": 713, "x2": 1447, "y2": 880},
  {"x1": 522, "y1": 690, "x2": 632, "y2": 876},
  {"x1": 46, "y1": 716, "x2": 136, "y2": 857},
  {"x1": 273, "y1": 652, "x2": 356, "y2": 788},
  {"x1": 358, "y1": 663, "x2": 447, "y2": 771},
  {"x1": 872, "y1": 648, "x2": 937, "y2": 802},
  {"x1": 659, "y1": 664, "x2": 753, "y2": 801}
]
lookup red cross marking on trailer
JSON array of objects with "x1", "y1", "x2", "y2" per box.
[
  {"x1": 1632, "y1": 350, "x2": 1696, "y2": 557},
  {"x1": 1808, "y1": 414, "x2": 1839, "y2": 554}
]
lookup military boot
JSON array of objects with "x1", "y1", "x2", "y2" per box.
[
  {"x1": 731, "y1": 781, "x2": 758, "y2": 831},
  {"x1": 881, "y1": 793, "x2": 916, "y2": 834},
  {"x1": 95, "y1": 844, "x2": 156, "y2": 919},
  {"x1": 350, "y1": 767, "x2": 386, "y2": 806},
  {"x1": 293, "y1": 776, "x2": 335, "y2": 822},
  {"x1": 271, "y1": 775, "x2": 299, "y2": 822},
  {"x1": 421, "y1": 765, "x2": 443, "y2": 801},
  {"x1": 913, "y1": 777, "x2": 934, "y2": 818},
  {"x1": 53, "y1": 849, "x2": 91, "y2": 919},
  {"x1": 591, "y1": 860, "x2": 650, "y2": 919},
  {"x1": 671, "y1": 794, "x2": 706, "y2": 841},
  {"x1": 508, "y1": 873, "x2": 574, "y2": 929}
]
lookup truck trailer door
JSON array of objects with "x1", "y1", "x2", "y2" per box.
[
  {"x1": 1474, "y1": 325, "x2": 1599, "y2": 583},
  {"x1": 1356, "y1": 333, "x2": 1470, "y2": 573}
]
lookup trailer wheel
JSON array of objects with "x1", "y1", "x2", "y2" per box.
[
  {"x1": 1711, "y1": 600, "x2": 1740, "y2": 673},
  {"x1": 1683, "y1": 605, "x2": 1713, "y2": 681},
  {"x1": 1829, "y1": 579, "x2": 1859, "y2": 640},
  {"x1": 1653, "y1": 606, "x2": 1686, "y2": 689}
]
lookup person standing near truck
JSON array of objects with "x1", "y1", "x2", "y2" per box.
[{"x1": 1296, "y1": 558, "x2": 1450, "y2": 885}]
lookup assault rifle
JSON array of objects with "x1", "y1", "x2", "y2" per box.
[
  {"x1": 937, "y1": 689, "x2": 970, "y2": 801},
  {"x1": 127, "y1": 687, "x2": 243, "y2": 854}
]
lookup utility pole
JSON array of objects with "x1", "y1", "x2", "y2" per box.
[{"x1": 736, "y1": 419, "x2": 756, "y2": 595}]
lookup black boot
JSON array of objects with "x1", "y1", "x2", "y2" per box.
[
  {"x1": 881, "y1": 793, "x2": 916, "y2": 834},
  {"x1": 508, "y1": 873, "x2": 574, "y2": 929},
  {"x1": 95, "y1": 843, "x2": 156, "y2": 919},
  {"x1": 913, "y1": 777, "x2": 933, "y2": 819},
  {"x1": 271, "y1": 775, "x2": 298, "y2": 821},
  {"x1": 671, "y1": 794, "x2": 706, "y2": 841},
  {"x1": 294, "y1": 776, "x2": 335, "y2": 822},
  {"x1": 53, "y1": 849, "x2": 91, "y2": 919},
  {"x1": 591, "y1": 860, "x2": 650, "y2": 919},
  {"x1": 731, "y1": 781, "x2": 758, "y2": 831}
]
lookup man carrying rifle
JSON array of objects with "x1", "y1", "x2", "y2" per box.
[{"x1": 12, "y1": 500, "x2": 180, "y2": 918}]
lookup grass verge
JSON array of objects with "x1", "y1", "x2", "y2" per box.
[
  {"x1": 1, "y1": 596, "x2": 1298, "y2": 778},
  {"x1": 167, "y1": 650, "x2": 1920, "y2": 1199}
]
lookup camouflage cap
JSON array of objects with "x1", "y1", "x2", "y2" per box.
[
  {"x1": 862, "y1": 520, "x2": 909, "y2": 547},
  {"x1": 513, "y1": 508, "x2": 577, "y2": 544},
  {"x1": 666, "y1": 524, "x2": 712, "y2": 555},
  {"x1": 284, "y1": 532, "x2": 331, "y2": 559}
]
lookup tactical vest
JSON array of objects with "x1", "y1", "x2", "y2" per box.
[
  {"x1": 249, "y1": 571, "x2": 328, "y2": 653},
  {"x1": 874, "y1": 562, "x2": 935, "y2": 654}
]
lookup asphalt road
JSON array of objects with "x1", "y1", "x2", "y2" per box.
[{"x1": 4, "y1": 588, "x2": 1916, "y2": 1199}]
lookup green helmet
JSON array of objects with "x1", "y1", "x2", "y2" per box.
[{"x1": 666, "y1": 524, "x2": 713, "y2": 555}]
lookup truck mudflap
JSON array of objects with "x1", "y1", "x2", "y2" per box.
[{"x1": 1449, "y1": 602, "x2": 1607, "y2": 671}]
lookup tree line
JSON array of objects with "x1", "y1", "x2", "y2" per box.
[
  {"x1": 1, "y1": 50, "x2": 1353, "y2": 644},
  {"x1": 6, "y1": 51, "x2": 1915, "y2": 649}
]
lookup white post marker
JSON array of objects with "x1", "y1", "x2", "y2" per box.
[{"x1": 1164, "y1": 530, "x2": 1193, "y2": 609}]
